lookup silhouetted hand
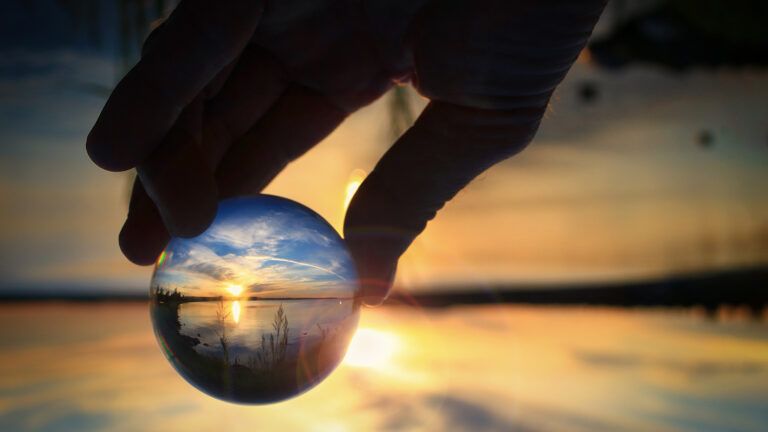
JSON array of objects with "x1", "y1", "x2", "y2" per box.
[{"x1": 87, "y1": 0, "x2": 607, "y2": 305}]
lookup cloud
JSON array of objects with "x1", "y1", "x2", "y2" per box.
[
  {"x1": 246, "y1": 256, "x2": 346, "y2": 280},
  {"x1": 574, "y1": 350, "x2": 768, "y2": 378},
  {"x1": 153, "y1": 206, "x2": 356, "y2": 298},
  {"x1": 202, "y1": 219, "x2": 276, "y2": 251},
  {"x1": 425, "y1": 395, "x2": 524, "y2": 432},
  {"x1": 183, "y1": 262, "x2": 236, "y2": 282},
  {"x1": 201, "y1": 211, "x2": 333, "y2": 254}
]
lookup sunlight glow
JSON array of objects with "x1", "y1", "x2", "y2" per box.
[
  {"x1": 226, "y1": 284, "x2": 243, "y2": 297},
  {"x1": 231, "y1": 301, "x2": 241, "y2": 324},
  {"x1": 344, "y1": 328, "x2": 399, "y2": 370},
  {"x1": 343, "y1": 169, "x2": 367, "y2": 212}
]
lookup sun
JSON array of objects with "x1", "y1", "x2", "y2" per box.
[
  {"x1": 344, "y1": 328, "x2": 399, "y2": 370},
  {"x1": 225, "y1": 284, "x2": 244, "y2": 297}
]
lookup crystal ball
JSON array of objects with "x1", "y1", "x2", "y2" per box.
[{"x1": 150, "y1": 195, "x2": 360, "y2": 404}]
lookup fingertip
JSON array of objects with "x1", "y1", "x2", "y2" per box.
[
  {"x1": 119, "y1": 217, "x2": 169, "y2": 266},
  {"x1": 164, "y1": 198, "x2": 219, "y2": 239},
  {"x1": 137, "y1": 112, "x2": 220, "y2": 240},
  {"x1": 121, "y1": 179, "x2": 172, "y2": 265},
  {"x1": 86, "y1": 126, "x2": 134, "y2": 172},
  {"x1": 144, "y1": 165, "x2": 219, "y2": 239},
  {"x1": 358, "y1": 277, "x2": 392, "y2": 307},
  {"x1": 345, "y1": 230, "x2": 399, "y2": 307}
]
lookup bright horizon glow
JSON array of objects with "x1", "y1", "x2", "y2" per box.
[
  {"x1": 344, "y1": 328, "x2": 399, "y2": 370},
  {"x1": 226, "y1": 284, "x2": 244, "y2": 297}
]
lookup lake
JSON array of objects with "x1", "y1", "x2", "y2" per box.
[
  {"x1": 174, "y1": 299, "x2": 357, "y2": 360},
  {"x1": 151, "y1": 299, "x2": 359, "y2": 403},
  {"x1": 1, "y1": 303, "x2": 768, "y2": 431}
]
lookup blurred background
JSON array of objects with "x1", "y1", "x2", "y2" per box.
[{"x1": 1, "y1": 0, "x2": 767, "y2": 431}]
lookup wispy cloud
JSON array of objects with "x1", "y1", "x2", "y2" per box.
[
  {"x1": 153, "y1": 201, "x2": 356, "y2": 297},
  {"x1": 246, "y1": 256, "x2": 346, "y2": 280}
]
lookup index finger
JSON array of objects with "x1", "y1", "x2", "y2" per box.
[{"x1": 86, "y1": 0, "x2": 264, "y2": 172}]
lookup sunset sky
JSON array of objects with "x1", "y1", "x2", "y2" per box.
[
  {"x1": 1, "y1": 1, "x2": 767, "y2": 295},
  {"x1": 3, "y1": 3, "x2": 768, "y2": 432}
]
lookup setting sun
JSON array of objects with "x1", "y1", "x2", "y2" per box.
[
  {"x1": 225, "y1": 284, "x2": 244, "y2": 297},
  {"x1": 344, "y1": 328, "x2": 399, "y2": 370}
]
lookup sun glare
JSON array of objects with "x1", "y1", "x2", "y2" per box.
[
  {"x1": 226, "y1": 284, "x2": 244, "y2": 297},
  {"x1": 343, "y1": 169, "x2": 367, "y2": 212},
  {"x1": 344, "y1": 328, "x2": 399, "y2": 370}
]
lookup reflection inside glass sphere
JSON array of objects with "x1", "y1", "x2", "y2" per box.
[{"x1": 150, "y1": 196, "x2": 360, "y2": 404}]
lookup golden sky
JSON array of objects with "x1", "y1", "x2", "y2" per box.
[{"x1": 0, "y1": 10, "x2": 767, "y2": 293}]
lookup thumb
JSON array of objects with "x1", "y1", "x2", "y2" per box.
[
  {"x1": 344, "y1": 0, "x2": 606, "y2": 305},
  {"x1": 344, "y1": 101, "x2": 545, "y2": 305}
]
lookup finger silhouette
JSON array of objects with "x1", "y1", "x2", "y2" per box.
[
  {"x1": 345, "y1": 0, "x2": 607, "y2": 305},
  {"x1": 119, "y1": 46, "x2": 286, "y2": 258},
  {"x1": 120, "y1": 84, "x2": 344, "y2": 263},
  {"x1": 120, "y1": 180, "x2": 170, "y2": 265},
  {"x1": 136, "y1": 96, "x2": 218, "y2": 239},
  {"x1": 202, "y1": 45, "x2": 287, "y2": 166},
  {"x1": 87, "y1": 0, "x2": 264, "y2": 172},
  {"x1": 344, "y1": 102, "x2": 546, "y2": 305},
  {"x1": 216, "y1": 85, "x2": 347, "y2": 197}
]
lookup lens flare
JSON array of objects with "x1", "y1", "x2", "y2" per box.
[
  {"x1": 343, "y1": 169, "x2": 367, "y2": 212},
  {"x1": 344, "y1": 328, "x2": 399, "y2": 370},
  {"x1": 156, "y1": 250, "x2": 168, "y2": 267}
]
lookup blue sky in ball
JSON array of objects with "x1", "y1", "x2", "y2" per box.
[{"x1": 152, "y1": 197, "x2": 357, "y2": 298}]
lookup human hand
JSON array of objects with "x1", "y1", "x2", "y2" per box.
[{"x1": 87, "y1": 0, "x2": 607, "y2": 305}]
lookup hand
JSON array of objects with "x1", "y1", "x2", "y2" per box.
[{"x1": 87, "y1": 0, "x2": 607, "y2": 305}]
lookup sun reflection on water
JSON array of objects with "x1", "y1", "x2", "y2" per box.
[{"x1": 231, "y1": 301, "x2": 241, "y2": 324}]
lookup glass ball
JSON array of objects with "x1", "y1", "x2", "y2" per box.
[{"x1": 150, "y1": 195, "x2": 360, "y2": 404}]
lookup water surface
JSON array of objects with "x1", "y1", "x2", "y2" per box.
[
  {"x1": 2, "y1": 303, "x2": 767, "y2": 431},
  {"x1": 152, "y1": 298, "x2": 358, "y2": 403}
]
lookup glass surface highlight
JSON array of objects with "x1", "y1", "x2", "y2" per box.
[{"x1": 150, "y1": 196, "x2": 360, "y2": 404}]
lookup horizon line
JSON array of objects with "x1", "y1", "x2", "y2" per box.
[{"x1": 0, "y1": 266, "x2": 765, "y2": 308}]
